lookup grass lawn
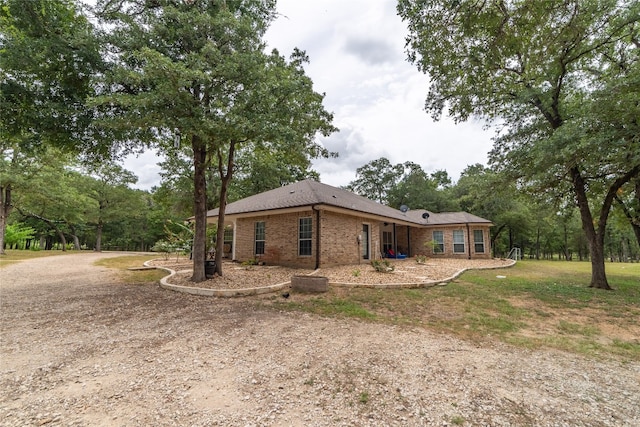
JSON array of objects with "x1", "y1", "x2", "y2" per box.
[
  {"x1": 267, "y1": 260, "x2": 640, "y2": 361},
  {"x1": 0, "y1": 248, "x2": 73, "y2": 268},
  {"x1": 5, "y1": 250, "x2": 637, "y2": 361},
  {"x1": 94, "y1": 255, "x2": 167, "y2": 284}
]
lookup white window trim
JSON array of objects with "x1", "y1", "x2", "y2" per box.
[
  {"x1": 453, "y1": 230, "x2": 465, "y2": 254},
  {"x1": 473, "y1": 229, "x2": 485, "y2": 253},
  {"x1": 254, "y1": 221, "x2": 265, "y2": 256},
  {"x1": 298, "y1": 217, "x2": 312, "y2": 257},
  {"x1": 432, "y1": 230, "x2": 444, "y2": 254}
]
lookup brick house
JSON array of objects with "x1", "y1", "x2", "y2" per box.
[{"x1": 206, "y1": 179, "x2": 493, "y2": 268}]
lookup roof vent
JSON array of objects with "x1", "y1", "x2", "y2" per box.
[
  {"x1": 400, "y1": 205, "x2": 409, "y2": 213},
  {"x1": 332, "y1": 195, "x2": 337, "y2": 198},
  {"x1": 422, "y1": 212, "x2": 430, "y2": 219},
  {"x1": 289, "y1": 190, "x2": 295, "y2": 194}
]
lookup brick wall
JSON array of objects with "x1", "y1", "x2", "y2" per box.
[
  {"x1": 232, "y1": 210, "x2": 491, "y2": 268},
  {"x1": 235, "y1": 210, "x2": 317, "y2": 269},
  {"x1": 232, "y1": 209, "x2": 386, "y2": 268},
  {"x1": 410, "y1": 225, "x2": 491, "y2": 259},
  {"x1": 319, "y1": 211, "x2": 381, "y2": 266}
]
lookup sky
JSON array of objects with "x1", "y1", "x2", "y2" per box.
[{"x1": 124, "y1": 0, "x2": 495, "y2": 190}]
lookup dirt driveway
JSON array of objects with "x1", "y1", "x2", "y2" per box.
[{"x1": 1, "y1": 253, "x2": 638, "y2": 426}]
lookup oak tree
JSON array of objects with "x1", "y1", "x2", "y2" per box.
[
  {"x1": 399, "y1": 0, "x2": 640, "y2": 288},
  {"x1": 96, "y1": 0, "x2": 335, "y2": 280}
]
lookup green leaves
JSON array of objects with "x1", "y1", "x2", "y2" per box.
[
  {"x1": 4, "y1": 223, "x2": 35, "y2": 247},
  {"x1": 400, "y1": 0, "x2": 640, "y2": 287},
  {"x1": 1, "y1": 0, "x2": 104, "y2": 154}
]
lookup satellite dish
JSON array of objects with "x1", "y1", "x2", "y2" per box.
[
  {"x1": 400, "y1": 205, "x2": 409, "y2": 213},
  {"x1": 422, "y1": 212, "x2": 430, "y2": 219}
]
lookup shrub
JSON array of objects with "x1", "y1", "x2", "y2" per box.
[{"x1": 371, "y1": 259, "x2": 394, "y2": 273}]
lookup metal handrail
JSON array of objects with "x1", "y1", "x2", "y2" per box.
[{"x1": 507, "y1": 247, "x2": 521, "y2": 261}]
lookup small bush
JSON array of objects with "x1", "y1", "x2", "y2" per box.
[
  {"x1": 151, "y1": 240, "x2": 175, "y2": 260},
  {"x1": 241, "y1": 258, "x2": 259, "y2": 269},
  {"x1": 371, "y1": 259, "x2": 394, "y2": 273},
  {"x1": 415, "y1": 254, "x2": 427, "y2": 264}
]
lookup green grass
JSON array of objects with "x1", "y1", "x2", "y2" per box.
[
  {"x1": 450, "y1": 415, "x2": 466, "y2": 426},
  {"x1": 271, "y1": 260, "x2": 640, "y2": 361},
  {"x1": 94, "y1": 255, "x2": 167, "y2": 284},
  {"x1": 0, "y1": 248, "x2": 74, "y2": 268}
]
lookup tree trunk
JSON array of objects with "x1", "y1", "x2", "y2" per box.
[
  {"x1": 563, "y1": 224, "x2": 569, "y2": 261},
  {"x1": 191, "y1": 134, "x2": 208, "y2": 282},
  {"x1": 214, "y1": 141, "x2": 237, "y2": 276},
  {"x1": 490, "y1": 224, "x2": 506, "y2": 258},
  {"x1": 54, "y1": 225, "x2": 67, "y2": 251},
  {"x1": 632, "y1": 180, "x2": 640, "y2": 248},
  {"x1": 0, "y1": 212, "x2": 5, "y2": 255},
  {"x1": 0, "y1": 184, "x2": 12, "y2": 255},
  {"x1": 570, "y1": 167, "x2": 611, "y2": 289},
  {"x1": 95, "y1": 222, "x2": 103, "y2": 251},
  {"x1": 614, "y1": 179, "x2": 640, "y2": 248},
  {"x1": 508, "y1": 227, "x2": 514, "y2": 252},
  {"x1": 71, "y1": 234, "x2": 81, "y2": 250},
  {"x1": 68, "y1": 225, "x2": 81, "y2": 250}
]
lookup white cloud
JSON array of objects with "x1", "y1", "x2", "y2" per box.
[
  {"x1": 125, "y1": 0, "x2": 496, "y2": 190},
  {"x1": 122, "y1": 150, "x2": 164, "y2": 191},
  {"x1": 265, "y1": 0, "x2": 495, "y2": 187}
]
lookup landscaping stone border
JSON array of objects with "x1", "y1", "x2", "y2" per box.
[{"x1": 147, "y1": 259, "x2": 517, "y2": 297}]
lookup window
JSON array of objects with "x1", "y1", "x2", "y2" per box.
[
  {"x1": 432, "y1": 231, "x2": 444, "y2": 253},
  {"x1": 299, "y1": 217, "x2": 312, "y2": 256},
  {"x1": 474, "y1": 230, "x2": 485, "y2": 253},
  {"x1": 223, "y1": 227, "x2": 234, "y2": 256},
  {"x1": 453, "y1": 230, "x2": 465, "y2": 253},
  {"x1": 361, "y1": 224, "x2": 370, "y2": 260},
  {"x1": 382, "y1": 231, "x2": 393, "y2": 253},
  {"x1": 223, "y1": 228, "x2": 234, "y2": 245},
  {"x1": 254, "y1": 221, "x2": 265, "y2": 256}
]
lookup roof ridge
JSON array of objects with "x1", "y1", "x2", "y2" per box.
[{"x1": 204, "y1": 179, "x2": 491, "y2": 226}]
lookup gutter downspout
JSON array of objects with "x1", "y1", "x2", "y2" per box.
[
  {"x1": 466, "y1": 223, "x2": 472, "y2": 260},
  {"x1": 393, "y1": 223, "x2": 397, "y2": 256},
  {"x1": 313, "y1": 205, "x2": 321, "y2": 269}
]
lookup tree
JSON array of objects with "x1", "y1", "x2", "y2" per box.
[
  {"x1": 387, "y1": 162, "x2": 457, "y2": 212},
  {"x1": 232, "y1": 140, "x2": 321, "y2": 199},
  {"x1": 4, "y1": 223, "x2": 35, "y2": 249},
  {"x1": 452, "y1": 164, "x2": 532, "y2": 257},
  {"x1": 345, "y1": 157, "x2": 404, "y2": 204},
  {"x1": 96, "y1": 0, "x2": 336, "y2": 281},
  {"x1": 11, "y1": 149, "x2": 95, "y2": 251},
  {"x1": 0, "y1": 0, "x2": 103, "y2": 253},
  {"x1": 208, "y1": 47, "x2": 336, "y2": 276},
  {"x1": 614, "y1": 178, "x2": 640, "y2": 248},
  {"x1": 83, "y1": 162, "x2": 138, "y2": 251},
  {"x1": 399, "y1": 0, "x2": 640, "y2": 289}
]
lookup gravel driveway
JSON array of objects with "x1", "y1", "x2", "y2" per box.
[{"x1": 1, "y1": 252, "x2": 639, "y2": 426}]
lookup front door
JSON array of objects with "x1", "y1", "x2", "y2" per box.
[{"x1": 362, "y1": 224, "x2": 370, "y2": 260}]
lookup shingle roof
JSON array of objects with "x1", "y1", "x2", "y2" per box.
[
  {"x1": 206, "y1": 179, "x2": 492, "y2": 226},
  {"x1": 405, "y1": 210, "x2": 492, "y2": 225}
]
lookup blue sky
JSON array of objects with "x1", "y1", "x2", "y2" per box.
[{"x1": 124, "y1": 0, "x2": 495, "y2": 189}]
